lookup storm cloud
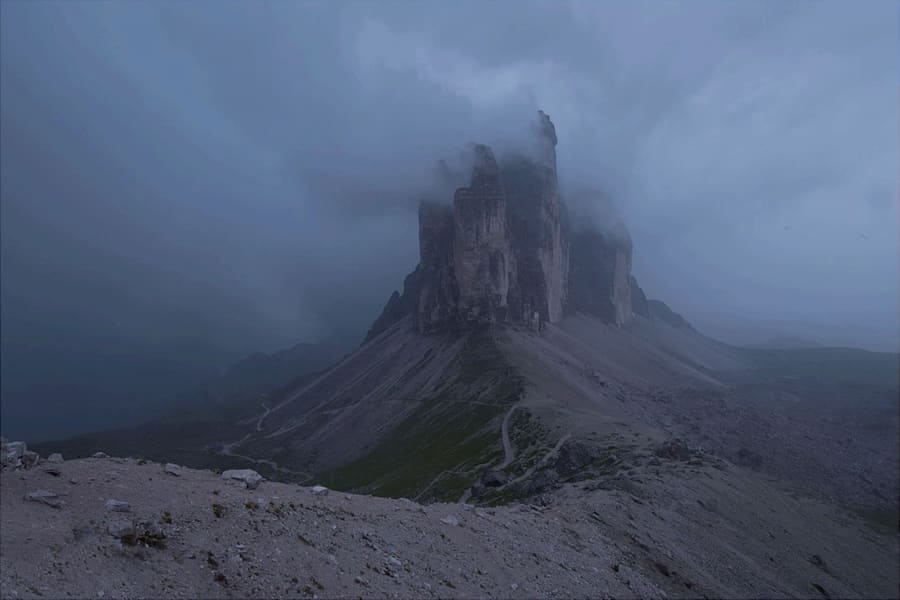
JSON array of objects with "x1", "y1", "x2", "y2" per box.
[{"x1": 1, "y1": 1, "x2": 897, "y2": 437}]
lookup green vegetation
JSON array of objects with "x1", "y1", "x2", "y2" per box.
[
  {"x1": 212, "y1": 503, "x2": 225, "y2": 518},
  {"x1": 318, "y1": 328, "x2": 522, "y2": 501},
  {"x1": 121, "y1": 526, "x2": 166, "y2": 549}
]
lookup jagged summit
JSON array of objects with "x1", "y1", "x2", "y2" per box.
[{"x1": 366, "y1": 112, "x2": 641, "y2": 341}]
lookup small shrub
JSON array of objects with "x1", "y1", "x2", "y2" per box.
[
  {"x1": 244, "y1": 501, "x2": 258, "y2": 510},
  {"x1": 212, "y1": 503, "x2": 225, "y2": 518},
  {"x1": 160, "y1": 511, "x2": 173, "y2": 524}
]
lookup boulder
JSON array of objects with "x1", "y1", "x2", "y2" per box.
[
  {"x1": 24, "y1": 489, "x2": 63, "y2": 508},
  {"x1": 310, "y1": 485, "x2": 329, "y2": 496},
  {"x1": 163, "y1": 463, "x2": 181, "y2": 476},
  {"x1": 91, "y1": 452, "x2": 110, "y2": 459},
  {"x1": 47, "y1": 453, "x2": 64, "y2": 463},
  {"x1": 21, "y1": 450, "x2": 40, "y2": 468},
  {"x1": 440, "y1": 515, "x2": 460, "y2": 526},
  {"x1": 3, "y1": 441, "x2": 26, "y2": 469},
  {"x1": 555, "y1": 441, "x2": 598, "y2": 477},
  {"x1": 221, "y1": 469, "x2": 263, "y2": 490}
]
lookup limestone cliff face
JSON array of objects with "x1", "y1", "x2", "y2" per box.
[
  {"x1": 366, "y1": 111, "x2": 640, "y2": 341},
  {"x1": 452, "y1": 145, "x2": 516, "y2": 323},
  {"x1": 568, "y1": 230, "x2": 633, "y2": 325}
]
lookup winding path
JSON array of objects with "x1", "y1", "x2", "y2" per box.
[
  {"x1": 219, "y1": 398, "x2": 312, "y2": 482},
  {"x1": 458, "y1": 405, "x2": 519, "y2": 504}
]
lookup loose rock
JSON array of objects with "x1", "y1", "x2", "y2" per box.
[
  {"x1": 24, "y1": 489, "x2": 63, "y2": 508},
  {"x1": 91, "y1": 452, "x2": 110, "y2": 459},
  {"x1": 47, "y1": 453, "x2": 64, "y2": 463},
  {"x1": 310, "y1": 485, "x2": 329, "y2": 496},
  {"x1": 221, "y1": 469, "x2": 263, "y2": 490},
  {"x1": 105, "y1": 499, "x2": 131, "y2": 512},
  {"x1": 440, "y1": 515, "x2": 459, "y2": 526},
  {"x1": 21, "y1": 450, "x2": 41, "y2": 469},
  {"x1": 164, "y1": 463, "x2": 182, "y2": 476}
]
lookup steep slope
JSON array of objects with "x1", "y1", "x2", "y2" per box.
[{"x1": 232, "y1": 318, "x2": 522, "y2": 502}]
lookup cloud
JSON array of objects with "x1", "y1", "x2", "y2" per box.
[{"x1": 1, "y1": 0, "x2": 897, "y2": 361}]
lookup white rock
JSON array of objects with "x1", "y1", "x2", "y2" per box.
[
  {"x1": 440, "y1": 515, "x2": 460, "y2": 526},
  {"x1": 105, "y1": 499, "x2": 131, "y2": 512},
  {"x1": 221, "y1": 469, "x2": 263, "y2": 490},
  {"x1": 47, "y1": 453, "x2": 64, "y2": 463},
  {"x1": 310, "y1": 485, "x2": 329, "y2": 496},
  {"x1": 163, "y1": 463, "x2": 181, "y2": 476},
  {"x1": 387, "y1": 555, "x2": 403, "y2": 568},
  {"x1": 91, "y1": 452, "x2": 109, "y2": 459}
]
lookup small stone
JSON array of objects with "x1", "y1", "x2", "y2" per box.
[
  {"x1": 107, "y1": 519, "x2": 134, "y2": 538},
  {"x1": 92, "y1": 452, "x2": 109, "y2": 459},
  {"x1": 105, "y1": 499, "x2": 131, "y2": 512},
  {"x1": 163, "y1": 463, "x2": 181, "y2": 476},
  {"x1": 387, "y1": 556, "x2": 402, "y2": 568},
  {"x1": 24, "y1": 489, "x2": 63, "y2": 508},
  {"x1": 221, "y1": 469, "x2": 263, "y2": 490},
  {"x1": 47, "y1": 453, "x2": 64, "y2": 463},
  {"x1": 440, "y1": 515, "x2": 459, "y2": 526},
  {"x1": 511, "y1": 582, "x2": 519, "y2": 591},
  {"x1": 310, "y1": 485, "x2": 329, "y2": 496}
]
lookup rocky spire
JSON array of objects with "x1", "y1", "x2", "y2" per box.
[{"x1": 365, "y1": 111, "x2": 638, "y2": 341}]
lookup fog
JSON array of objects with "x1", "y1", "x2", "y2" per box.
[{"x1": 2, "y1": 1, "x2": 897, "y2": 439}]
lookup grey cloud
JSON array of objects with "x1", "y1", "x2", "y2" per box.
[{"x1": 1, "y1": 0, "x2": 897, "y2": 437}]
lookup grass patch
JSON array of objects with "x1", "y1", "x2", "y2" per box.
[{"x1": 317, "y1": 328, "x2": 521, "y2": 501}]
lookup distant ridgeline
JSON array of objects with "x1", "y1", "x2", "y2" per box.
[{"x1": 366, "y1": 111, "x2": 689, "y2": 342}]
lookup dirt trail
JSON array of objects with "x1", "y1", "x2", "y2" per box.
[{"x1": 219, "y1": 399, "x2": 311, "y2": 481}]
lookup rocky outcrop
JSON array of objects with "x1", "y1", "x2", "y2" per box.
[
  {"x1": 366, "y1": 111, "x2": 643, "y2": 339},
  {"x1": 648, "y1": 299, "x2": 694, "y2": 330},
  {"x1": 630, "y1": 276, "x2": 650, "y2": 318},
  {"x1": 567, "y1": 230, "x2": 633, "y2": 325},
  {"x1": 452, "y1": 145, "x2": 516, "y2": 323}
]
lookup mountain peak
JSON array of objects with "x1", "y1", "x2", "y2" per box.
[{"x1": 366, "y1": 112, "x2": 640, "y2": 341}]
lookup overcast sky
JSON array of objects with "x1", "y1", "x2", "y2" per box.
[{"x1": 2, "y1": 0, "x2": 898, "y2": 359}]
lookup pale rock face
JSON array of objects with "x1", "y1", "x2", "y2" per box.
[
  {"x1": 452, "y1": 144, "x2": 516, "y2": 323},
  {"x1": 567, "y1": 230, "x2": 634, "y2": 325},
  {"x1": 365, "y1": 110, "x2": 637, "y2": 339},
  {"x1": 611, "y1": 247, "x2": 633, "y2": 326}
]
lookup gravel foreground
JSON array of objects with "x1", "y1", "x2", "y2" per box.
[{"x1": 2, "y1": 452, "x2": 897, "y2": 599}]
